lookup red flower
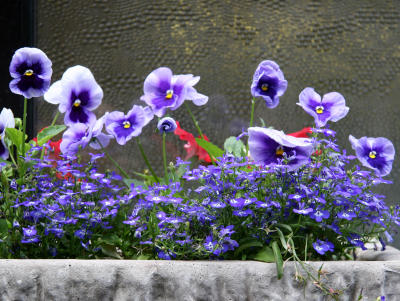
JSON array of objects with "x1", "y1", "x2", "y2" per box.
[
  {"x1": 287, "y1": 127, "x2": 312, "y2": 138},
  {"x1": 174, "y1": 121, "x2": 211, "y2": 163}
]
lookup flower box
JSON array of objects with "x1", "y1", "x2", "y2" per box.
[{"x1": 0, "y1": 248, "x2": 399, "y2": 301}]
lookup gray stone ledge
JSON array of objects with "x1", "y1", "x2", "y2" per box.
[{"x1": 1, "y1": 259, "x2": 400, "y2": 301}]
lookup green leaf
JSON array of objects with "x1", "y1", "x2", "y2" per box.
[
  {"x1": 224, "y1": 136, "x2": 246, "y2": 157},
  {"x1": 36, "y1": 125, "x2": 66, "y2": 146},
  {"x1": 100, "y1": 244, "x2": 123, "y2": 259},
  {"x1": 5, "y1": 128, "x2": 25, "y2": 151},
  {"x1": 272, "y1": 241, "x2": 284, "y2": 279},
  {"x1": 137, "y1": 254, "x2": 151, "y2": 260},
  {"x1": 195, "y1": 138, "x2": 224, "y2": 159},
  {"x1": 0, "y1": 159, "x2": 11, "y2": 165},
  {"x1": 275, "y1": 228, "x2": 288, "y2": 250},
  {"x1": 123, "y1": 178, "x2": 146, "y2": 189},
  {"x1": 252, "y1": 246, "x2": 275, "y2": 262},
  {"x1": 234, "y1": 239, "x2": 263, "y2": 257},
  {"x1": 0, "y1": 219, "x2": 9, "y2": 238}
]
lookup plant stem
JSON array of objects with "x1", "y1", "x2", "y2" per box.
[
  {"x1": 136, "y1": 138, "x2": 159, "y2": 183},
  {"x1": 249, "y1": 97, "x2": 256, "y2": 128},
  {"x1": 162, "y1": 132, "x2": 169, "y2": 182},
  {"x1": 246, "y1": 97, "x2": 256, "y2": 157},
  {"x1": 184, "y1": 102, "x2": 204, "y2": 139},
  {"x1": 21, "y1": 97, "x2": 28, "y2": 159},
  {"x1": 97, "y1": 139, "x2": 130, "y2": 179}
]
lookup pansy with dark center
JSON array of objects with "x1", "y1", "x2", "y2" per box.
[
  {"x1": 297, "y1": 87, "x2": 349, "y2": 128},
  {"x1": 9, "y1": 47, "x2": 52, "y2": 98},
  {"x1": 248, "y1": 127, "x2": 313, "y2": 171},
  {"x1": 141, "y1": 67, "x2": 208, "y2": 117},
  {"x1": 0, "y1": 108, "x2": 15, "y2": 160},
  {"x1": 349, "y1": 135, "x2": 395, "y2": 177},
  {"x1": 251, "y1": 60, "x2": 288, "y2": 108},
  {"x1": 44, "y1": 65, "x2": 103, "y2": 126},
  {"x1": 105, "y1": 105, "x2": 153, "y2": 145}
]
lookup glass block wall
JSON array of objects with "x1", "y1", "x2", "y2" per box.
[{"x1": 36, "y1": 0, "x2": 400, "y2": 221}]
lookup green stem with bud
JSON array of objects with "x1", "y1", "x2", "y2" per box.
[
  {"x1": 96, "y1": 138, "x2": 130, "y2": 179},
  {"x1": 162, "y1": 132, "x2": 169, "y2": 182},
  {"x1": 137, "y1": 137, "x2": 159, "y2": 183}
]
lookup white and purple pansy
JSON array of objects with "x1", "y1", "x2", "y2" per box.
[
  {"x1": 0, "y1": 108, "x2": 15, "y2": 160},
  {"x1": 251, "y1": 60, "x2": 288, "y2": 109},
  {"x1": 60, "y1": 117, "x2": 110, "y2": 155},
  {"x1": 349, "y1": 135, "x2": 395, "y2": 177},
  {"x1": 9, "y1": 47, "x2": 52, "y2": 99},
  {"x1": 105, "y1": 105, "x2": 154, "y2": 145},
  {"x1": 44, "y1": 65, "x2": 103, "y2": 126},
  {"x1": 297, "y1": 87, "x2": 349, "y2": 128},
  {"x1": 140, "y1": 67, "x2": 208, "y2": 117},
  {"x1": 248, "y1": 127, "x2": 313, "y2": 171}
]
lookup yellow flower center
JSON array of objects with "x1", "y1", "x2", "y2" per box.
[
  {"x1": 261, "y1": 84, "x2": 268, "y2": 91},
  {"x1": 165, "y1": 89, "x2": 173, "y2": 99},
  {"x1": 73, "y1": 99, "x2": 81, "y2": 107},
  {"x1": 276, "y1": 146, "x2": 284, "y2": 156},
  {"x1": 24, "y1": 69, "x2": 34, "y2": 76},
  {"x1": 123, "y1": 121, "x2": 131, "y2": 129},
  {"x1": 315, "y1": 105, "x2": 324, "y2": 114},
  {"x1": 369, "y1": 151, "x2": 377, "y2": 159}
]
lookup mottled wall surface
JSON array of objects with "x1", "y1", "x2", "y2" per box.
[{"x1": 36, "y1": 1, "x2": 400, "y2": 205}]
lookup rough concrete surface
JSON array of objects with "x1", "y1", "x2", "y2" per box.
[{"x1": 0, "y1": 258, "x2": 400, "y2": 301}]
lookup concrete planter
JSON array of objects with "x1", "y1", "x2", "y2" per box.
[{"x1": 1, "y1": 247, "x2": 400, "y2": 300}]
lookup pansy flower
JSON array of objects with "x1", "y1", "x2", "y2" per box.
[
  {"x1": 250, "y1": 60, "x2": 288, "y2": 108},
  {"x1": 0, "y1": 108, "x2": 15, "y2": 159},
  {"x1": 248, "y1": 127, "x2": 313, "y2": 171},
  {"x1": 60, "y1": 117, "x2": 110, "y2": 155},
  {"x1": 349, "y1": 135, "x2": 395, "y2": 177},
  {"x1": 297, "y1": 87, "x2": 349, "y2": 128},
  {"x1": 9, "y1": 47, "x2": 52, "y2": 98},
  {"x1": 105, "y1": 105, "x2": 153, "y2": 145},
  {"x1": 44, "y1": 65, "x2": 103, "y2": 126},
  {"x1": 141, "y1": 67, "x2": 208, "y2": 117}
]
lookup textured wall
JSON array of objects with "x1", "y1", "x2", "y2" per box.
[
  {"x1": 36, "y1": 1, "x2": 400, "y2": 205},
  {"x1": 1, "y1": 259, "x2": 400, "y2": 300}
]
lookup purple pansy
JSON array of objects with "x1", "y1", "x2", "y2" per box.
[
  {"x1": 60, "y1": 123, "x2": 92, "y2": 155},
  {"x1": 349, "y1": 135, "x2": 395, "y2": 177},
  {"x1": 157, "y1": 117, "x2": 177, "y2": 133},
  {"x1": 248, "y1": 127, "x2": 313, "y2": 171},
  {"x1": 9, "y1": 47, "x2": 52, "y2": 98},
  {"x1": 297, "y1": 87, "x2": 349, "y2": 128},
  {"x1": 313, "y1": 239, "x2": 334, "y2": 255},
  {"x1": 105, "y1": 105, "x2": 153, "y2": 145},
  {"x1": 141, "y1": 67, "x2": 208, "y2": 117},
  {"x1": 0, "y1": 108, "x2": 15, "y2": 159},
  {"x1": 250, "y1": 60, "x2": 287, "y2": 108},
  {"x1": 44, "y1": 65, "x2": 103, "y2": 126}
]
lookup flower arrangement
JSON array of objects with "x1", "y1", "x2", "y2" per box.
[{"x1": 0, "y1": 48, "x2": 398, "y2": 295}]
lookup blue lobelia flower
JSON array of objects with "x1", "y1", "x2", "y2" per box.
[
  {"x1": 349, "y1": 135, "x2": 395, "y2": 177},
  {"x1": 9, "y1": 47, "x2": 52, "y2": 98},
  {"x1": 140, "y1": 67, "x2": 208, "y2": 117},
  {"x1": 250, "y1": 60, "x2": 287, "y2": 108},
  {"x1": 248, "y1": 127, "x2": 313, "y2": 171},
  {"x1": 157, "y1": 117, "x2": 177, "y2": 133},
  {"x1": 0, "y1": 108, "x2": 15, "y2": 159},
  {"x1": 312, "y1": 239, "x2": 334, "y2": 255},
  {"x1": 297, "y1": 87, "x2": 349, "y2": 128},
  {"x1": 44, "y1": 65, "x2": 103, "y2": 126},
  {"x1": 105, "y1": 105, "x2": 154, "y2": 145}
]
